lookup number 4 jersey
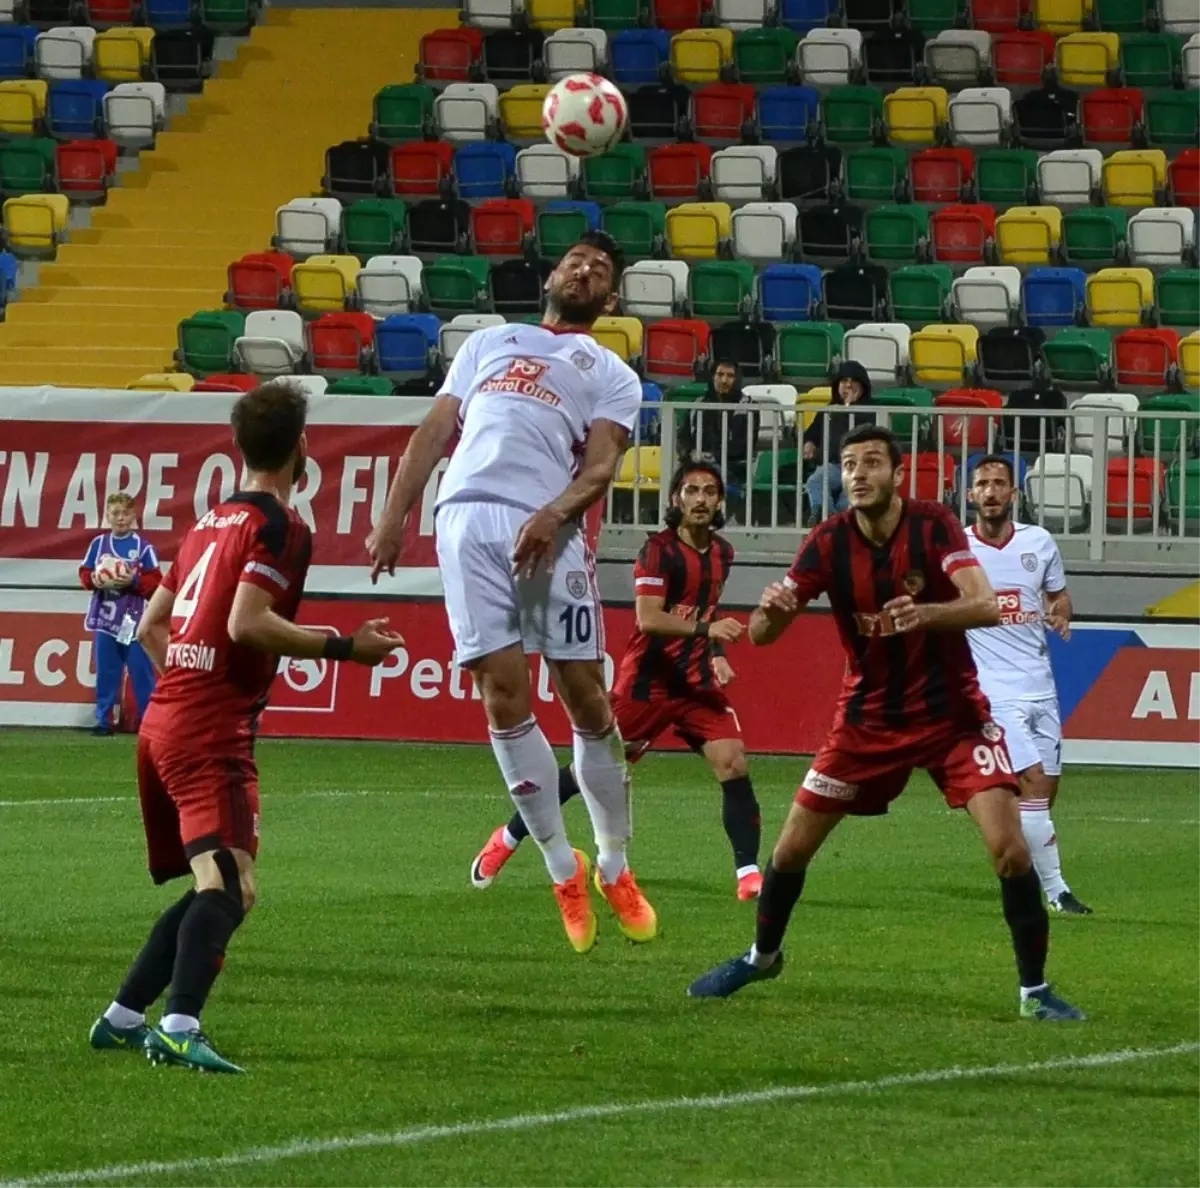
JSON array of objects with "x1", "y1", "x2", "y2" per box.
[{"x1": 140, "y1": 491, "x2": 313, "y2": 751}]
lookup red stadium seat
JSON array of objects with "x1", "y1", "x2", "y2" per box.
[
  {"x1": 1169, "y1": 148, "x2": 1199, "y2": 208},
  {"x1": 419, "y1": 28, "x2": 483, "y2": 83},
  {"x1": 308, "y1": 312, "x2": 377, "y2": 374},
  {"x1": 652, "y1": 0, "x2": 704, "y2": 30},
  {"x1": 193, "y1": 374, "x2": 258, "y2": 393},
  {"x1": 390, "y1": 141, "x2": 454, "y2": 198},
  {"x1": 971, "y1": 0, "x2": 1029, "y2": 32},
  {"x1": 1114, "y1": 328, "x2": 1180, "y2": 387},
  {"x1": 644, "y1": 318, "x2": 711, "y2": 381},
  {"x1": 936, "y1": 389, "x2": 1002, "y2": 451},
  {"x1": 471, "y1": 198, "x2": 535, "y2": 256},
  {"x1": 56, "y1": 139, "x2": 117, "y2": 199},
  {"x1": 909, "y1": 452, "x2": 955, "y2": 501},
  {"x1": 648, "y1": 142, "x2": 712, "y2": 200},
  {"x1": 992, "y1": 31, "x2": 1057, "y2": 86},
  {"x1": 1106, "y1": 457, "x2": 1165, "y2": 527},
  {"x1": 226, "y1": 252, "x2": 293, "y2": 312},
  {"x1": 691, "y1": 84, "x2": 757, "y2": 141},
  {"x1": 1081, "y1": 89, "x2": 1144, "y2": 145},
  {"x1": 931, "y1": 204, "x2": 996, "y2": 264},
  {"x1": 910, "y1": 148, "x2": 974, "y2": 204},
  {"x1": 85, "y1": 0, "x2": 135, "y2": 20}
]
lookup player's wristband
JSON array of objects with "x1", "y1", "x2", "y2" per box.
[
  {"x1": 694, "y1": 620, "x2": 710, "y2": 638},
  {"x1": 322, "y1": 635, "x2": 355, "y2": 662}
]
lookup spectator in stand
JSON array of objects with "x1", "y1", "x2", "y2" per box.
[
  {"x1": 79, "y1": 494, "x2": 163, "y2": 736},
  {"x1": 687, "y1": 361, "x2": 759, "y2": 491},
  {"x1": 803, "y1": 360, "x2": 875, "y2": 522}
]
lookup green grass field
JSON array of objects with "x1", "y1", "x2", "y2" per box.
[{"x1": 0, "y1": 729, "x2": 1196, "y2": 1187}]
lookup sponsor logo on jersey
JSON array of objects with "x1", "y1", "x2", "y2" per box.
[
  {"x1": 566, "y1": 570, "x2": 589, "y2": 600},
  {"x1": 195, "y1": 509, "x2": 250, "y2": 531},
  {"x1": 165, "y1": 641, "x2": 216, "y2": 672},
  {"x1": 902, "y1": 569, "x2": 925, "y2": 595},
  {"x1": 802, "y1": 769, "x2": 859, "y2": 800},
  {"x1": 479, "y1": 358, "x2": 562, "y2": 408},
  {"x1": 571, "y1": 350, "x2": 595, "y2": 371},
  {"x1": 1021, "y1": 552, "x2": 1038, "y2": 572},
  {"x1": 982, "y1": 721, "x2": 1003, "y2": 743},
  {"x1": 995, "y1": 588, "x2": 1042, "y2": 626}
]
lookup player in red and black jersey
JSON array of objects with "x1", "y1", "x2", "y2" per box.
[
  {"x1": 470, "y1": 462, "x2": 765, "y2": 900},
  {"x1": 89, "y1": 383, "x2": 403, "y2": 1074},
  {"x1": 689, "y1": 426, "x2": 1085, "y2": 1021}
]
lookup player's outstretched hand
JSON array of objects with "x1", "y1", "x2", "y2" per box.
[
  {"x1": 1045, "y1": 611, "x2": 1071, "y2": 641},
  {"x1": 349, "y1": 618, "x2": 406, "y2": 665},
  {"x1": 366, "y1": 522, "x2": 404, "y2": 585},
  {"x1": 758, "y1": 582, "x2": 798, "y2": 616},
  {"x1": 712, "y1": 655, "x2": 736, "y2": 686},
  {"x1": 883, "y1": 595, "x2": 925, "y2": 633},
  {"x1": 708, "y1": 617, "x2": 744, "y2": 644},
  {"x1": 512, "y1": 507, "x2": 564, "y2": 578}
]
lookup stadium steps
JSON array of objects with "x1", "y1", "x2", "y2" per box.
[{"x1": 0, "y1": 8, "x2": 442, "y2": 389}]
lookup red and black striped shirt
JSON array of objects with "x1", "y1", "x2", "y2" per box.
[
  {"x1": 614, "y1": 528, "x2": 735, "y2": 702},
  {"x1": 785, "y1": 500, "x2": 991, "y2": 735}
]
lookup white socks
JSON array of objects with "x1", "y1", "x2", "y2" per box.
[
  {"x1": 748, "y1": 945, "x2": 778, "y2": 970},
  {"x1": 1020, "y1": 800, "x2": 1069, "y2": 900},
  {"x1": 573, "y1": 725, "x2": 630, "y2": 884},
  {"x1": 490, "y1": 718, "x2": 577, "y2": 884},
  {"x1": 736, "y1": 864, "x2": 760, "y2": 880},
  {"x1": 160, "y1": 1013, "x2": 200, "y2": 1033},
  {"x1": 104, "y1": 1002, "x2": 143, "y2": 1030}
]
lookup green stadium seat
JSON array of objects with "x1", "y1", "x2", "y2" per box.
[
  {"x1": 975, "y1": 150, "x2": 1039, "y2": 206},
  {"x1": 907, "y1": 0, "x2": 967, "y2": 32},
  {"x1": 201, "y1": 0, "x2": 254, "y2": 33},
  {"x1": 1140, "y1": 392, "x2": 1200, "y2": 457},
  {"x1": 1042, "y1": 327, "x2": 1113, "y2": 387},
  {"x1": 664, "y1": 380, "x2": 707, "y2": 441},
  {"x1": 601, "y1": 201, "x2": 666, "y2": 259},
  {"x1": 1167, "y1": 458, "x2": 1200, "y2": 530},
  {"x1": 1157, "y1": 270, "x2": 1200, "y2": 329},
  {"x1": 422, "y1": 254, "x2": 491, "y2": 313},
  {"x1": 844, "y1": 147, "x2": 908, "y2": 202},
  {"x1": 889, "y1": 264, "x2": 952, "y2": 322},
  {"x1": 1119, "y1": 33, "x2": 1181, "y2": 88},
  {"x1": 823, "y1": 87, "x2": 883, "y2": 145},
  {"x1": 328, "y1": 376, "x2": 395, "y2": 395},
  {"x1": 0, "y1": 138, "x2": 55, "y2": 196},
  {"x1": 176, "y1": 310, "x2": 246, "y2": 375},
  {"x1": 537, "y1": 205, "x2": 592, "y2": 260},
  {"x1": 776, "y1": 321, "x2": 844, "y2": 384},
  {"x1": 1145, "y1": 90, "x2": 1200, "y2": 147},
  {"x1": 1061, "y1": 207, "x2": 1127, "y2": 266},
  {"x1": 734, "y1": 28, "x2": 798, "y2": 85},
  {"x1": 873, "y1": 387, "x2": 934, "y2": 445},
  {"x1": 371, "y1": 84, "x2": 435, "y2": 143},
  {"x1": 1095, "y1": 0, "x2": 1153, "y2": 31},
  {"x1": 583, "y1": 143, "x2": 645, "y2": 200},
  {"x1": 588, "y1": 0, "x2": 643, "y2": 31},
  {"x1": 689, "y1": 259, "x2": 756, "y2": 319},
  {"x1": 341, "y1": 199, "x2": 408, "y2": 258},
  {"x1": 866, "y1": 204, "x2": 931, "y2": 263}
]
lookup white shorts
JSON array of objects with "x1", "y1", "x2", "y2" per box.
[
  {"x1": 991, "y1": 699, "x2": 1063, "y2": 776},
  {"x1": 435, "y1": 500, "x2": 604, "y2": 665}
]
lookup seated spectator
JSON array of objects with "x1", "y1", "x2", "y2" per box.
[
  {"x1": 803, "y1": 360, "x2": 874, "y2": 522},
  {"x1": 686, "y1": 360, "x2": 759, "y2": 489}
]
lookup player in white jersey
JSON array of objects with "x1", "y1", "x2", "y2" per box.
[
  {"x1": 967, "y1": 456, "x2": 1092, "y2": 916},
  {"x1": 366, "y1": 232, "x2": 657, "y2": 954}
]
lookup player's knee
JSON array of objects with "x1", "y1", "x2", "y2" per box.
[
  {"x1": 1018, "y1": 765, "x2": 1052, "y2": 802},
  {"x1": 992, "y1": 834, "x2": 1032, "y2": 879},
  {"x1": 710, "y1": 746, "x2": 748, "y2": 782}
]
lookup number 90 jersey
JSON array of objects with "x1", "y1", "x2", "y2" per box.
[{"x1": 140, "y1": 491, "x2": 313, "y2": 751}]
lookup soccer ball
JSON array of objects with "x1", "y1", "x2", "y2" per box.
[
  {"x1": 542, "y1": 73, "x2": 628, "y2": 158},
  {"x1": 95, "y1": 556, "x2": 130, "y2": 587}
]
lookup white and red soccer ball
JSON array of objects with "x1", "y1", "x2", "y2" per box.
[
  {"x1": 94, "y1": 555, "x2": 131, "y2": 587},
  {"x1": 541, "y1": 73, "x2": 628, "y2": 158}
]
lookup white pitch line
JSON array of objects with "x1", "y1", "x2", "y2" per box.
[{"x1": 3, "y1": 1043, "x2": 1196, "y2": 1188}]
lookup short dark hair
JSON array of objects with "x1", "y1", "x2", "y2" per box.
[
  {"x1": 231, "y1": 382, "x2": 308, "y2": 472},
  {"x1": 840, "y1": 423, "x2": 901, "y2": 468},
  {"x1": 713, "y1": 360, "x2": 739, "y2": 373},
  {"x1": 575, "y1": 229, "x2": 625, "y2": 284},
  {"x1": 972, "y1": 454, "x2": 1015, "y2": 484}
]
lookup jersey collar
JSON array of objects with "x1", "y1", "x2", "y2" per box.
[{"x1": 970, "y1": 522, "x2": 1016, "y2": 550}]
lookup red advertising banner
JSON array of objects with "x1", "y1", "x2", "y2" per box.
[{"x1": 0, "y1": 390, "x2": 440, "y2": 595}]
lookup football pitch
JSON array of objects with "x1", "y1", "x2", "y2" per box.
[{"x1": 1, "y1": 729, "x2": 1197, "y2": 1188}]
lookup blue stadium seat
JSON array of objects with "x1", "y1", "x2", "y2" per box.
[
  {"x1": 544, "y1": 198, "x2": 601, "y2": 230},
  {"x1": 967, "y1": 452, "x2": 1029, "y2": 490},
  {"x1": 610, "y1": 30, "x2": 671, "y2": 87},
  {"x1": 779, "y1": 0, "x2": 838, "y2": 33},
  {"x1": 453, "y1": 142, "x2": 517, "y2": 200},
  {"x1": 47, "y1": 81, "x2": 111, "y2": 139},
  {"x1": 640, "y1": 380, "x2": 662, "y2": 439},
  {"x1": 144, "y1": 0, "x2": 194, "y2": 25},
  {"x1": 376, "y1": 313, "x2": 441, "y2": 377},
  {"x1": 759, "y1": 263, "x2": 823, "y2": 323},
  {"x1": 0, "y1": 27, "x2": 37, "y2": 80},
  {"x1": 0, "y1": 250, "x2": 17, "y2": 306},
  {"x1": 757, "y1": 86, "x2": 820, "y2": 145},
  {"x1": 1023, "y1": 267, "x2": 1087, "y2": 329}
]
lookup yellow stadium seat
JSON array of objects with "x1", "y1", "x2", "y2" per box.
[
  {"x1": 500, "y1": 85, "x2": 552, "y2": 139},
  {"x1": 1085, "y1": 267, "x2": 1153, "y2": 327},
  {"x1": 128, "y1": 373, "x2": 196, "y2": 392},
  {"x1": 0, "y1": 80, "x2": 48, "y2": 134},
  {"x1": 669, "y1": 29, "x2": 733, "y2": 83},
  {"x1": 592, "y1": 315, "x2": 644, "y2": 361},
  {"x1": 884, "y1": 87, "x2": 948, "y2": 145},
  {"x1": 290, "y1": 254, "x2": 360, "y2": 313},
  {"x1": 995, "y1": 206, "x2": 1062, "y2": 265},
  {"x1": 666, "y1": 202, "x2": 732, "y2": 259},
  {"x1": 613, "y1": 445, "x2": 662, "y2": 492},
  {"x1": 526, "y1": 0, "x2": 577, "y2": 29},
  {"x1": 94, "y1": 27, "x2": 153, "y2": 82},
  {"x1": 1102, "y1": 150, "x2": 1167, "y2": 208},
  {"x1": 1033, "y1": 0, "x2": 1090, "y2": 33},
  {"x1": 910, "y1": 324, "x2": 978, "y2": 384},
  {"x1": 3, "y1": 194, "x2": 68, "y2": 254},
  {"x1": 1055, "y1": 32, "x2": 1118, "y2": 85},
  {"x1": 1180, "y1": 332, "x2": 1200, "y2": 390},
  {"x1": 797, "y1": 385, "x2": 831, "y2": 431}
]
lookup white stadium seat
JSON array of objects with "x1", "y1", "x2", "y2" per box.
[
  {"x1": 844, "y1": 322, "x2": 912, "y2": 386},
  {"x1": 462, "y1": 0, "x2": 521, "y2": 28},
  {"x1": 1127, "y1": 208, "x2": 1195, "y2": 267},
  {"x1": 1184, "y1": 33, "x2": 1200, "y2": 87},
  {"x1": 797, "y1": 29, "x2": 862, "y2": 86},
  {"x1": 715, "y1": 0, "x2": 777, "y2": 30},
  {"x1": 435, "y1": 83, "x2": 499, "y2": 142},
  {"x1": 515, "y1": 144, "x2": 580, "y2": 199},
  {"x1": 1026, "y1": 453, "x2": 1093, "y2": 532},
  {"x1": 356, "y1": 255, "x2": 425, "y2": 318},
  {"x1": 439, "y1": 313, "x2": 506, "y2": 362},
  {"x1": 235, "y1": 310, "x2": 306, "y2": 376},
  {"x1": 1070, "y1": 392, "x2": 1139, "y2": 457},
  {"x1": 731, "y1": 201, "x2": 796, "y2": 261},
  {"x1": 924, "y1": 30, "x2": 991, "y2": 86},
  {"x1": 949, "y1": 87, "x2": 1012, "y2": 147},
  {"x1": 710, "y1": 146, "x2": 778, "y2": 202},
  {"x1": 543, "y1": 28, "x2": 608, "y2": 79},
  {"x1": 1037, "y1": 149, "x2": 1103, "y2": 206},
  {"x1": 35, "y1": 27, "x2": 95, "y2": 79},
  {"x1": 952, "y1": 265, "x2": 1021, "y2": 327},
  {"x1": 274, "y1": 198, "x2": 342, "y2": 259},
  {"x1": 620, "y1": 260, "x2": 690, "y2": 319}
]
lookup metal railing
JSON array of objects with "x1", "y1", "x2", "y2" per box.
[{"x1": 604, "y1": 401, "x2": 1200, "y2": 565}]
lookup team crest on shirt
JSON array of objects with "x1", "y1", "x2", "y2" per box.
[
  {"x1": 982, "y1": 721, "x2": 1003, "y2": 743},
  {"x1": 902, "y1": 570, "x2": 926, "y2": 595},
  {"x1": 571, "y1": 350, "x2": 595, "y2": 371},
  {"x1": 1021, "y1": 552, "x2": 1038, "y2": 572},
  {"x1": 566, "y1": 570, "x2": 589, "y2": 599}
]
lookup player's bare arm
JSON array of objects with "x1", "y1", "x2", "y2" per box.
[
  {"x1": 367, "y1": 394, "x2": 462, "y2": 582},
  {"x1": 635, "y1": 593, "x2": 743, "y2": 643},
  {"x1": 512, "y1": 417, "x2": 628, "y2": 577},
  {"x1": 886, "y1": 564, "x2": 1001, "y2": 634},
  {"x1": 135, "y1": 583, "x2": 175, "y2": 673},
  {"x1": 748, "y1": 581, "x2": 802, "y2": 646},
  {"x1": 228, "y1": 582, "x2": 405, "y2": 665},
  {"x1": 1044, "y1": 588, "x2": 1072, "y2": 640}
]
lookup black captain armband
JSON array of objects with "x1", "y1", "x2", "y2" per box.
[
  {"x1": 321, "y1": 635, "x2": 355, "y2": 662},
  {"x1": 693, "y1": 620, "x2": 710, "y2": 639}
]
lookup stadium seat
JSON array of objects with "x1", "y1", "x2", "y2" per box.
[
  {"x1": 536, "y1": 200, "x2": 599, "y2": 260},
  {"x1": 1037, "y1": 149, "x2": 1102, "y2": 206},
  {"x1": 1026, "y1": 453, "x2": 1093, "y2": 531},
  {"x1": 499, "y1": 84, "x2": 551, "y2": 141},
  {"x1": 290, "y1": 255, "x2": 360, "y2": 315},
  {"x1": 0, "y1": 139, "x2": 54, "y2": 196},
  {"x1": 1120, "y1": 32, "x2": 1181, "y2": 88},
  {"x1": 1033, "y1": 0, "x2": 1088, "y2": 32},
  {"x1": 844, "y1": 147, "x2": 908, "y2": 203},
  {"x1": 884, "y1": 86, "x2": 947, "y2": 145},
  {"x1": 324, "y1": 139, "x2": 389, "y2": 202},
  {"x1": 795, "y1": 383, "x2": 833, "y2": 432},
  {"x1": 971, "y1": 0, "x2": 1028, "y2": 32},
  {"x1": 234, "y1": 310, "x2": 306, "y2": 376},
  {"x1": 711, "y1": 146, "x2": 778, "y2": 203},
  {"x1": 936, "y1": 388, "x2": 1003, "y2": 451},
  {"x1": 866, "y1": 204, "x2": 930, "y2": 263},
  {"x1": 544, "y1": 29, "x2": 609, "y2": 79},
  {"x1": 418, "y1": 27, "x2": 483, "y2": 83},
  {"x1": 712, "y1": 319, "x2": 776, "y2": 380},
  {"x1": 909, "y1": 148, "x2": 973, "y2": 204},
  {"x1": 129, "y1": 373, "x2": 195, "y2": 392},
  {"x1": 951, "y1": 265, "x2": 1021, "y2": 328},
  {"x1": 864, "y1": 30, "x2": 925, "y2": 86},
  {"x1": 1140, "y1": 390, "x2": 1200, "y2": 456},
  {"x1": 491, "y1": 258, "x2": 550, "y2": 316},
  {"x1": 930, "y1": 204, "x2": 996, "y2": 265},
  {"x1": 435, "y1": 83, "x2": 498, "y2": 142},
  {"x1": 924, "y1": 30, "x2": 991, "y2": 86},
  {"x1": 689, "y1": 259, "x2": 756, "y2": 319},
  {"x1": 776, "y1": 321, "x2": 844, "y2": 384},
  {"x1": 193, "y1": 374, "x2": 257, "y2": 393},
  {"x1": 908, "y1": 0, "x2": 968, "y2": 30},
  {"x1": 649, "y1": 142, "x2": 712, "y2": 201},
  {"x1": 1095, "y1": 0, "x2": 1152, "y2": 31},
  {"x1": 1014, "y1": 85, "x2": 1079, "y2": 149},
  {"x1": 798, "y1": 203, "x2": 863, "y2": 261},
  {"x1": 890, "y1": 264, "x2": 953, "y2": 323},
  {"x1": 995, "y1": 206, "x2": 1061, "y2": 265},
  {"x1": 666, "y1": 202, "x2": 731, "y2": 259},
  {"x1": 1023, "y1": 267, "x2": 1086, "y2": 329},
  {"x1": 732, "y1": 201, "x2": 797, "y2": 261},
  {"x1": 471, "y1": 197, "x2": 534, "y2": 256},
  {"x1": 423, "y1": 253, "x2": 491, "y2": 314},
  {"x1": 992, "y1": 29, "x2": 1057, "y2": 84},
  {"x1": 1127, "y1": 209, "x2": 1194, "y2": 268},
  {"x1": 780, "y1": 0, "x2": 838, "y2": 32},
  {"x1": 325, "y1": 375, "x2": 393, "y2": 396},
  {"x1": 845, "y1": 322, "x2": 912, "y2": 386},
  {"x1": 1167, "y1": 458, "x2": 1200, "y2": 532},
  {"x1": 620, "y1": 259, "x2": 689, "y2": 319},
  {"x1": 778, "y1": 142, "x2": 840, "y2": 201},
  {"x1": 56, "y1": 139, "x2": 116, "y2": 201},
  {"x1": 1086, "y1": 267, "x2": 1153, "y2": 326},
  {"x1": 526, "y1": 0, "x2": 576, "y2": 30},
  {"x1": 35, "y1": 28, "x2": 96, "y2": 81},
  {"x1": 104, "y1": 82, "x2": 165, "y2": 148},
  {"x1": 823, "y1": 263, "x2": 887, "y2": 320},
  {"x1": 1055, "y1": 31, "x2": 1118, "y2": 86},
  {"x1": 584, "y1": 143, "x2": 646, "y2": 200},
  {"x1": 1061, "y1": 207, "x2": 1126, "y2": 266},
  {"x1": 654, "y1": 0, "x2": 705, "y2": 34},
  {"x1": 1043, "y1": 327, "x2": 1113, "y2": 387},
  {"x1": 481, "y1": 29, "x2": 543, "y2": 83},
  {"x1": 691, "y1": 83, "x2": 757, "y2": 141},
  {"x1": 93, "y1": 28, "x2": 153, "y2": 83},
  {"x1": 308, "y1": 312, "x2": 376, "y2": 375},
  {"x1": 0, "y1": 81, "x2": 47, "y2": 136},
  {"x1": 755, "y1": 85, "x2": 818, "y2": 144},
  {"x1": 670, "y1": 28, "x2": 734, "y2": 84},
  {"x1": 602, "y1": 200, "x2": 667, "y2": 258},
  {"x1": 734, "y1": 28, "x2": 798, "y2": 84},
  {"x1": 355, "y1": 255, "x2": 424, "y2": 318},
  {"x1": 610, "y1": 29, "x2": 670, "y2": 85},
  {"x1": 1185, "y1": 33, "x2": 1200, "y2": 87},
  {"x1": 389, "y1": 142, "x2": 455, "y2": 199},
  {"x1": 145, "y1": 0, "x2": 199, "y2": 28},
  {"x1": 149, "y1": 32, "x2": 210, "y2": 93},
  {"x1": 948, "y1": 87, "x2": 1011, "y2": 146},
  {"x1": 822, "y1": 86, "x2": 883, "y2": 144},
  {"x1": 907, "y1": 452, "x2": 956, "y2": 501},
  {"x1": 874, "y1": 386, "x2": 934, "y2": 445},
  {"x1": 591, "y1": 315, "x2": 645, "y2": 361},
  {"x1": 911, "y1": 324, "x2": 978, "y2": 384},
  {"x1": 226, "y1": 252, "x2": 294, "y2": 312},
  {"x1": 1145, "y1": 90, "x2": 1200, "y2": 146},
  {"x1": 45, "y1": 80, "x2": 106, "y2": 139},
  {"x1": 1179, "y1": 333, "x2": 1200, "y2": 391},
  {"x1": 275, "y1": 198, "x2": 342, "y2": 259},
  {"x1": 1106, "y1": 457, "x2": 1167, "y2": 533},
  {"x1": 717, "y1": 0, "x2": 780, "y2": 28},
  {"x1": 176, "y1": 310, "x2": 246, "y2": 375},
  {"x1": 1081, "y1": 88, "x2": 1144, "y2": 145},
  {"x1": 0, "y1": 28, "x2": 37, "y2": 81},
  {"x1": 975, "y1": 149, "x2": 1038, "y2": 206},
  {"x1": 1157, "y1": 270, "x2": 1200, "y2": 330},
  {"x1": 516, "y1": 145, "x2": 580, "y2": 201},
  {"x1": 373, "y1": 84, "x2": 436, "y2": 144},
  {"x1": 758, "y1": 262, "x2": 823, "y2": 321},
  {"x1": 438, "y1": 314, "x2": 505, "y2": 365},
  {"x1": 342, "y1": 199, "x2": 409, "y2": 259},
  {"x1": 2, "y1": 192, "x2": 66, "y2": 256},
  {"x1": 797, "y1": 28, "x2": 863, "y2": 86},
  {"x1": 589, "y1": 0, "x2": 644, "y2": 32},
  {"x1": 376, "y1": 314, "x2": 440, "y2": 378},
  {"x1": 977, "y1": 325, "x2": 1045, "y2": 387},
  {"x1": 1113, "y1": 328, "x2": 1179, "y2": 388},
  {"x1": 644, "y1": 318, "x2": 711, "y2": 382},
  {"x1": 612, "y1": 446, "x2": 663, "y2": 494},
  {"x1": 454, "y1": 142, "x2": 517, "y2": 200},
  {"x1": 1070, "y1": 391, "x2": 1139, "y2": 456},
  {"x1": 1169, "y1": 148, "x2": 1200, "y2": 208}
]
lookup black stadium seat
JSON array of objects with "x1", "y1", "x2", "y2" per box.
[
  {"x1": 823, "y1": 264, "x2": 888, "y2": 321},
  {"x1": 628, "y1": 84, "x2": 689, "y2": 140},
  {"x1": 408, "y1": 199, "x2": 469, "y2": 255},
  {"x1": 779, "y1": 143, "x2": 840, "y2": 203},
  {"x1": 711, "y1": 320, "x2": 775, "y2": 381},
  {"x1": 863, "y1": 30, "x2": 924, "y2": 86},
  {"x1": 324, "y1": 139, "x2": 390, "y2": 202},
  {"x1": 798, "y1": 203, "x2": 864, "y2": 262},
  {"x1": 1014, "y1": 86, "x2": 1080, "y2": 151},
  {"x1": 1004, "y1": 385, "x2": 1068, "y2": 455},
  {"x1": 843, "y1": 0, "x2": 896, "y2": 31},
  {"x1": 481, "y1": 29, "x2": 543, "y2": 82},
  {"x1": 977, "y1": 326, "x2": 1047, "y2": 389},
  {"x1": 150, "y1": 29, "x2": 215, "y2": 93},
  {"x1": 490, "y1": 258, "x2": 549, "y2": 314}
]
